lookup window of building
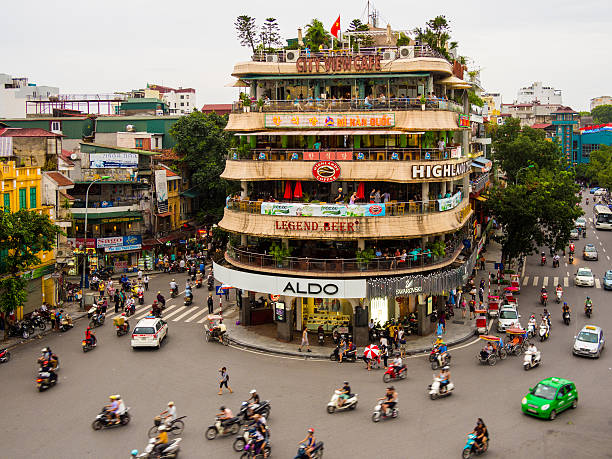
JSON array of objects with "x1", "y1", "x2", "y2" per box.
[
  {"x1": 180, "y1": 95, "x2": 184, "y2": 99},
  {"x1": 3, "y1": 193, "x2": 10, "y2": 212},
  {"x1": 186, "y1": 94, "x2": 190, "y2": 99},
  {"x1": 19, "y1": 188, "x2": 27, "y2": 209},
  {"x1": 135, "y1": 139, "x2": 143, "y2": 149},
  {"x1": 180, "y1": 102, "x2": 184, "y2": 107},
  {"x1": 29, "y1": 187, "x2": 36, "y2": 209},
  {"x1": 155, "y1": 137, "x2": 160, "y2": 148},
  {"x1": 186, "y1": 102, "x2": 189, "y2": 106},
  {"x1": 50, "y1": 121, "x2": 61, "y2": 133}
]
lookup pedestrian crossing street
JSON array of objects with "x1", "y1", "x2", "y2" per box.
[
  {"x1": 522, "y1": 275, "x2": 602, "y2": 289},
  {"x1": 106, "y1": 303, "x2": 214, "y2": 325}
]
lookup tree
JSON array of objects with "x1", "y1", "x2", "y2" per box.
[
  {"x1": 592, "y1": 105, "x2": 612, "y2": 124},
  {"x1": 396, "y1": 32, "x2": 410, "y2": 46},
  {"x1": 169, "y1": 111, "x2": 237, "y2": 222},
  {"x1": 235, "y1": 15, "x2": 259, "y2": 55},
  {"x1": 347, "y1": 18, "x2": 373, "y2": 50},
  {"x1": 491, "y1": 117, "x2": 561, "y2": 183},
  {"x1": 585, "y1": 146, "x2": 612, "y2": 189},
  {"x1": 413, "y1": 15, "x2": 456, "y2": 59},
  {"x1": 260, "y1": 17, "x2": 282, "y2": 52},
  {"x1": 0, "y1": 210, "x2": 62, "y2": 326},
  {"x1": 304, "y1": 18, "x2": 331, "y2": 50}
]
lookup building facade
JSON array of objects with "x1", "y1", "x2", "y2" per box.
[
  {"x1": 214, "y1": 42, "x2": 479, "y2": 344},
  {"x1": 516, "y1": 81, "x2": 562, "y2": 105},
  {"x1": 590, "y1": 96, "x2": 612, "y2": 111},
  {"x1": 0, "y1": 73, "x2": 59, "y2": 118},
  {"x1": 148, "y1": 84, "x2": 197, "y2": 115},
  {"x1": 551, "y1": 107, "x2": 580, "y2": 164}
]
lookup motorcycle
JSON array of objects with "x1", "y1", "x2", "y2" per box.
[
  {"x1": 431, "y1": 352, "x2": 451, "y2": 370},
  {"x1": 89, "y1": 312, "x2": 105, "y2": 328},
  {"x1": 36, "y1": 370, "x2": 57, "y2": 391},
  {"x1": 38, "y1": 354, "x2": 59, "y2": 371},
  {"x1": 462, "y1": 432, "x2": 488, "y2": 458},
  {"x1": 170, "y1": 287, "x2": 178, "y2": 298},
  {"x1": 82, "y1": 338, "x2": 96, "y2": 353},
  {"x1": 0, "y1": 348, "x2": 11, "y2": 364},
  {"x1": 27, "y1": 312, "x2": 47, "y2": 331},
  {"x1": 138, "y1": 291, "x2": 144, "y2": 305},
  {"x1": 195, "y1": 278, "x2": 202, "y2": 289},
  {"x1": 371, "y1": 401, "x2": 398, "y2": 422},
  {"x1": 238, "y1": 400, "x2": 271, "y2": 422},
  {"x1": 540, "y1": 255, "x2": 546, "y2": 266},
  {"x1": 555, "y1": 290, "x2": 562, "y2": 303},
  {"x1": 539, "y1": 324, "x2": 549, "y2": 342},
  {"x1": 540, "y1": 292, "x2": 548, "y2": 306},
  {"x1": 137, "y1": 438, "x2": 181, "y2": 458},
  {"x1": 116, "y1": 321, "x2": 130, "y2": 337},
  {"x1": 147, "y1": 416, "x2": 186, "y2": 438},
  {"x1": 527, "y1": 322, "x2": 537, "y2": 339},
  {"x1": 205, "y1": 416, "x2": 241, "y2": 439},
  {"x1": 233, "y1": 425, "x2": 271, "y2": 453},
  {"x1": 207, "y1": 277, "x2": 214, "y2": 291},
  {"x1": 428, "y1": 375, "x2": 455, "y2": 400},
  {"x1": 327, "y1": 390, "x2": 358, "y2": 413},
  {"x1": 383, "y1": 365, "x2": 407, "y2": 383},
  {"x1": 318, "y1": 329, "x2": 325, "y2": 346},
  {"x1": 563, "y1": 310, "x2": 571, "y2": 326},
  {"x1": 329, "y1": 346, "x2": 356, "y2": 362},
  {"x1": 91, "y1": 407, "x2": 131, "y2": 430},
  {"x1": 582, "y1": 229, "x2": 587, "y2": 238},
  {"x1": 523, "y1": 350, "x2": 541, "y2": 371},
  {"x1": 184, "y1": 293, "x2": 193, "y2": 306},
  {"x1": 241, "y1": 437, "x2": 272, "y2": 459},
  {"x1": 585, "y1": 304, "x2": 592, "y2": 318},
  {"x1": 295, "y1": 442, "x2": 324, "y2": 459},
  {"x1": 7, "y1": 321, "x2": 34, "y2": 339},
  {"x1": 568, "y1": 253, "x2": 574, "y2": 264}
]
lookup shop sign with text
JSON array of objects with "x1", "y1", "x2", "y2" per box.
[
  {"x1": 262, "y1": 202, "x2": 384, "y2": 217},
  {"x1": 411, "y1": 160, "x2": 471, "y2": 179},
  {"x1": 312, "y1": 160, "x2": 341, "y2": 182},
  {"x1": 265, "y1": 113, "x2": 394, "y2": 129},
  {"x1": 274, "y1": 220, "x2": 359, "y2": 232},
  {"x1": 296, "y1": 55, "x2": 382, "y2": 73}
]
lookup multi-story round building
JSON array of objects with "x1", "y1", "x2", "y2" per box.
[{"x1": 214, "y1": 41, "x2": 478, "y2": 344}]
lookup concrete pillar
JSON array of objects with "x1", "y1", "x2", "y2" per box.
[
  {"x1": 441, "y1": 181, "x2": 447, "y2": 196},
  {"x1": 421, "y1": 181, "x2": 429, "y2": 204},
  {"x1": 282, "y1": 238, "x2": 289, "y2": 249},
  {"x1": 276, "y1": 299, "x2": 294, "y2": 342},
  {"x1": 250, "y1": 83, "x2": 256, "y2": 98},
  {"x1": 241, "y1": 181, "x2": 247, "y2": 199},
  {"x1": 314, "y1": 83, "x2": 321, "y2": 98},
  {"x1": 427, "y1": 75, "x2": 434, "y2": 95},
  {"x1": 463, "y1": 174, "x2": 470, "y2": 196},
  {"x1": 240, "y1": 291, "x2": 253, "y2": 326},
  {"x1": 358, "y1": 239, "x2": 365, "y2": 250},
  {"x1": 296, "y1": 297, "x2": 303, "y2": 331},
  {"x1": 241, "y1": 234, "x2": 247, "y2": 246},
  {"x1": 421, "y1": 236, "x2": 428, "y2": 246},
  {"x1": 358, "y1": 81, "x2": 365, "y2": 99}
]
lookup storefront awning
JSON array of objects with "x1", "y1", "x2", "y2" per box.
[
  {"x1": 73, "y1": 211, "x2": 142, "y2": 222},
  {"x1": 471, "y1": 156, "x2": 492, "y2": 171},
  {"x1": 235, "y1": 130, "x2": 423, "y2": 136},
  {"x1": 156, "y1": 212, "x2": 172, "y2": 218},
  {"x1": 475, "y1": 195, "x2": 488, "y2": 202},
  {"x1": 245, "y1": 73, "x2": 430, "y2": 81}
]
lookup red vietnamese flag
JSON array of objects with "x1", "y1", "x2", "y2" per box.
[{"x1": 330, "y1": 15, "x2": 341, "y2": 39}]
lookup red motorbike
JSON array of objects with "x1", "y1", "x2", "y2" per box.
[
  {"x1": 540, "y1": 255, "x2": 546, "y2": 266},
  {"x1": 382, "y1": 365, "x2": 407, "y2": 383},
  {"x1": 540, "y1": 292, "x2": 548, "y2": 306}
]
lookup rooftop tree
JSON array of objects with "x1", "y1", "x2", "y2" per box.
[
  {"x1": 413, "y1": 15, "x2": 457, "y2": 60},
  {"x1": 235, "y1": 15, "x2": 259, "y2": 55},
  {"x1": 304, "y1": 18, "x2": 331, "y2": 50},
  {"x1": 260, "y1": 17, "x2": 282, "y2": 52}
]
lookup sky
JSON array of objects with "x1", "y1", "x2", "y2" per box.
[{"x1": 2, "y1": 0, "x2": 610, "y2": 111}]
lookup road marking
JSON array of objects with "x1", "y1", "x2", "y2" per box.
[
  {"x1": 135, "y1": 304, "x2": 177, "y2": 321},
  {"x1": 522, "y1": 276, "x2": 529, "y2": 286},
  {"x1": 607, "y1": 255, "x2": 610, "y2": 261},
  {"x1": 542, "y1": 276, "x2": 549, "y2": 287},
  {"x1": 163, "y1": 306, "x2": 186, "y2": 320},
  {"x1": 596, "y1": 235, "x2": 599, "y2": 239},
  {"x1": 197, "y1": 316, "x2": 208, "y2": 324},
  {"x1": 185, "y1": 309, "x2": 208, "y2": 323},
  {"x1": 553, "y1": 276, "x2": 559, "y2": 286},
  {"x1": 595, "y1": 279, "x2": 601, "y2": 289},
  {"x1": 564, "y1": 277, "x2": 569, "y2": 287},
  {"x1": 604, "y1": 247, "x2": 607, "y2": 253},
  {"x1": 564, "y1": 262, "x2": 568, "y2": 268},
  {"x1": 533, "y1": 276, "x2": 539, "y2": 286},
  {"x1": 173, "y1": 308, "x2": 198, "y2": 322}
]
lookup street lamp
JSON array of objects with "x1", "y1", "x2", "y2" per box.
[
  {"x1": 515, "y1": 164, "x2": 535, "y2": 185},
  {"x1": 80, "y1": 176, "x2": 111, "y2": 310}
]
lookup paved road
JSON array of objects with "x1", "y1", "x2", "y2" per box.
[{"x1": 2, "y1": 196, "x2": 612, "y2": 458}]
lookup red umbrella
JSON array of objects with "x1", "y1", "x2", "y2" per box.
[
  {"x1": 283, "y1": 180, "x2": 292, "y2": 200},
  {"x1": 356, "y1": 182, "x2": 365, "y2": 200},
  {"x1": 294, "y1": 181, "x2": 303, "y2": 198},
  {"x1": 364, "y1": 344, "x2": 380, "y2": 360}
]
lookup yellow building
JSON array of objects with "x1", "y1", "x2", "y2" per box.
[
  {"x1": 158, "y1": 165, "x2": 182, "y2": 232},
  {"x1": 0, "y1": 161, "x2": 57, "y2": 317}
]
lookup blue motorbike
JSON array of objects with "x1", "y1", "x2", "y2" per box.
[{"x1": 462, "y1": 433, "x2": 488, "y2": 458}]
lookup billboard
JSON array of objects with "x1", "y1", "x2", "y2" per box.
[
  {"x1": 261, "y1": 202, "x2": 385, "y2": 217},
  {"x1": 89, "y1": 153, "x2": 138, "y2": 168}
]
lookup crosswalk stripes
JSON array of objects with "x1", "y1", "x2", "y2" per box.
[
  {"x1": 162, "y1": 306, "x2": 187, "y2": 320},
  {"x1": 595, "y1": 279, "x2": 601, "y2": 289},
  {"x1": 184, "y1": 309, "x2": 208, "y2": 323},
  {"x1": 197, "y1": 316, "x2": 208, "y2": 324},
  {"x1": 172, "y1": 308, "x2": 198, "y2": 322},
  {"x1": 542, "y1": 276, "x2": 549, "y2": 287},
  {"x1": 522, "y1": 276, "x2": 530, "y2": 286},
  {"x1": 564, "y1": 277, "x2": 569, "y2": 287},
  {"x1": 553, "y1": 277, "x2": 559, "y2": 287},
  {"x1": 533, "y1": 276, "x2": 539, "y2": 286}
]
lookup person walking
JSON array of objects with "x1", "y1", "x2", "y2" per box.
[
  {"x1": 298, "y1": 328, "x2": 311, "y2": 352},
  {"x1": 114, "y1": 291, "x2": 120, "y2": 314},
  {"x1": 479, "y1": 255, "x2": 486, "y2": 271},
  {"x1": 143, "y1": 275, "x2": 149, "y2": 291},
  {"x1": 380, "y1": 336, "x2": 389, "y2": 367},
  {"x1": 438, "y1": 310, "x2": 446, "y2": 334},
  {"x1": 218, "y1": 367, "x2": 233, "y2": 395},
  {"x1": 224, "y1": 287, "x2": 230, "y2": 301},
  {"x1": 207, "y1": 294, "x2": 214, "y2": 314},
  {"x1": 137, "y1": 269, "x2": 143, "y2": 283}
]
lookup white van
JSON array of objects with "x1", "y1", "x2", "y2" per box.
[{"x1": 131, "y1": 317, "x2": 168, "y2": 349}]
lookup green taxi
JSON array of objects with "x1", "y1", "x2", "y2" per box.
[{"x1": 521, "y1": 377, "x2": 578, "y2": 420}]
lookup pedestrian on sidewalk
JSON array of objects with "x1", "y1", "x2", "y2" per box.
[
  {"x1": 380, "y1": 336, "x2": 389, "y2": 367},
  {"x1": 480, "y1": 255, "x2": 486, "y2": 271},
  {"x1": 469, "y1": 299, "x2": 476, "y2": 320},
  {"x1": 438, "y1": 310, "x2": 446, "y2": 334},
  {"x1": 397, "y1": 325, "x2": 406, "y2": 358},
  {"x1": 461, "y1": 299, "x2": 467, "y2": 319},
  {"x1": 478, "y1": 286, "x2": 484, "y2": 303},
  {"x1": 137, "y1": 269, "x2": 143, "y2": 282},
  {"x1": 298, "y1": 328, "x2": 311, "y2": 352},
  {"x1": 114, "y1": 291, "x2": 120, "y2": 313},
  {"x1": 208, "y1": 294, "x2": 214, "y2": 314},
  {"x1": 218, "y1": 367, "x2": 233, "y2": 395},
  {"x1": 143, "y1": 275, "x2": 149, "y2": 291},
  {"x1": 224, "y1": 288, "x2": 230, "y2": 301}
]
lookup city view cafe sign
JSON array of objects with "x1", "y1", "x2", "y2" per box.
[{"x1": 296, "y1": 55, "x2": 382, "y2": 73}]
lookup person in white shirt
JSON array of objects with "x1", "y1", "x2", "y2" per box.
[{"x1": 161, "y1": 401, "x2": 177, "y2": 425}]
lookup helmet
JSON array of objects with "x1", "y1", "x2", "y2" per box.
[
  {"x1": 172, "y1": 278, "x2": 175, "y2": 281},
  {"x1": 587, "y1": 296, "x2": 590, "y2": 300},
  {"x1": 86, "y1": 326, "x2": 91, "y2": 330},
  {"x1": 157, "y1": 291, "x2": 161, "y2": 294},
  {"x1": 344, "y1": 381, "x2": 349, "y2": 385},
  {"x1": 109, "y1": 395, "x2": 117, "y2": 400},
  {"x1": 220, "y1": 406, "x2": 226, "y2": 411},
  {"x1": 121, "y1": 313, "x2": 126, "y2": 317},
  {"x1": 564, "y1": 302, "x2": 567, "y2": 306},
  {"x1": 41, "y1": 348, "x2": 48, "y2": 352},
  {"x1": 308, "y1": 428, "x2": 314, "y2": 433},
  {"x1": 131, "y1": 450, "x2": 139, "y2": 457},
  {"x1": 442, "y1": 366, "x2": 450, "y2": 370},
  {"x1": 158, "y1": 425, "x2": 168, "y2": 432},
  {"x1": 168, "y1": 401, "x2": 174, "y2": 406},
  {"x1": 250, "y1": 389, "x2": 257, "y2": 394},
  {"x1": 387, "y1": 386, "x2": 395, "y2": 391}
]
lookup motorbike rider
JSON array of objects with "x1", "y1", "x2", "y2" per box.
[
  {"x1": 85, "y1": 326, "x2": 97, "y2": 347},
  {"x1": 153, "y1": 425, "x2": 169, "y2": 455},
  {"x1": 118, "y1": 312, "x2": 130, "y2": 333},
  {"x1": 540, "y1": 316, "x2": 550, "y2": 338},
  {"x1": 185, "y1": 282, "x2": 193, "y2": 302},
  {"x1": 391, "y1": 355, "x2": 406, "y2": 374},
  {"x1": 105, "y1": 395, "x2": 121, "y2": 424},
  {"x1": 41, "y1": 347, "x2": 53, "y2": 362},
  {"x1": 217, "y1": 405, "x2": 234, "y2": 432},
  {"x1": 540, "y1": 286, "x2": 547, "y2": 301},
  {"x1": 39, "y1": 359, "x2": 58, "y2": 383},
  {"x1": 527, "y1": 342, "x2": 540, "y2": 363},
  {"x1": 169, "y1": 279, "x2": 177, "y2": 295},
  {"x1": 337, "y1": 381, "x2": 351, "y2": 407},
  {"x1": 585, "y1": 296, "x2": 593, "y2": 313},
  {"x1": 247, "y1": 389, "x2": 260, "y2": 416},
  {"x1": 125, "y1": 296, "x2": 135, "y2": 315},
  {"x1": 553, "y1": 253, "x2": 560, "y2": 267},
  {"x1": 249, "y1": 427, "x2": 267, "y2": 458},
  {"x1": 469, "y1": 418, "x2": 488, "y2": 451},
  {"x1": 562, "y1": 302, "x2": 571, "y2": 316},
  {"x1": 541, "y1": 251, "x2": 546, "y2": 263},
  {"x1": 160, "y1": 401, "x2": 176, "y2": 426},
  {"x1": 438, "y1": 365, "x2": 451, "y2": 393},
  {"x1": 252, "y1": 413, "x2": 269, "y2": 445},
  {"x1": 556, "y1": 283, "x2": 563, "y2": 297},
  {"x1": 156, "y1": 292, "x2": 166, "y2": 308},
  {"x1": 528, "y1": 314, "x2": 537, "y2": 333},
  {"x1": 569, "y1": 242, "x2": 575, "y2": 254},
  {"x1": 296, "y1": 428, "x2": 316, "y2": 459},
  {"x1": 543, "y1": 308, "x2": 551, "y2": 327},
  {"x1": 378, "y1": 386, "x2": 397, "y2": 415}
]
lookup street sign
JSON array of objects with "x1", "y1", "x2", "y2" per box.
[
  {"x1": 494, "y1": 263, "x2": 504, "y2": 271},
  {"x1": 215, "y1": 285, "x2": 224, "y2": 295}
]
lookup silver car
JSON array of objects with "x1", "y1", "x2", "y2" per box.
[
  {"x1": 573, "y1": 325, "x2": 605, "y2": 358},
  {"x1": 583, "y1": 244, "x2": 598, "y2": 261}
]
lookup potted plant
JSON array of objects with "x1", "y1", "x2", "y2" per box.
[
  {"x1": 420, "y1": 94, "x2": 427, "y2": 111},
  {"x1": 257, "y1": 98, "x2": 265, "y2": 112},
  {"x1": 240, "y1": 93, "x2": 251, "y2": 113},
  {"x1": 426, "y1": 240, "x2": 446, "y2": 259},
  {"x1": 270, "y1": 242, "x2": 291, "y2": 268},
  {"x1": 356, "y1": 248, "x2": 375, "y2": 270}
]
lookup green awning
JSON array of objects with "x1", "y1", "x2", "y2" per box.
[
  {"x1": 180, "y1": 190, "x2": 201, "y2": 198},
  {"x1": 73, "y1": 211, "x2": 142, "y2": 221},
  {"x1": 244, "y1": 73, "x2": 429, "y2": 80}
]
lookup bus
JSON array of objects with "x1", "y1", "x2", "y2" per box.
[{"x1": 593, "y1": 205, "x2": 612, "y2": 230}]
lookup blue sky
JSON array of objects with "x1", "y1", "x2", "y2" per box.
[{"x1": 2, "y1": 0, "x2": 610, "y2": 110}]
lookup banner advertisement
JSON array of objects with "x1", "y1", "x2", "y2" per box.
[
  {"x1": 438, "y1": 191, "x2": 463, "y2": 211},
  {"x1": 105, "y1": 244, "x2": 142, "y2": 253},
  {"x1": 98, "y1": 235, "x2": 142, "y2": 251},
  {"x1": 450, "y1": 146, "x2": 462, "y2": 159},
  {"x1": 82, "y1": 168, "x2": 132, "y2": 182},
  {"x1": 261, "y1": 202, "x2": 385, "y2": 217},
  {"x1": 154, "y1": 169, "x2": 169, "y2": 212},
  {"x1": 265, "y1": 113, "x2": 395, "y2": 129},
  {"x1": 89, "y1": 153, "x2": 138, "y2": 168},
  {"x1": 67, "y1": 238, "x2": 96, "y2": 249},
  {"x1": 96, "y1": 236, "x2": 123, "y2": 248}
]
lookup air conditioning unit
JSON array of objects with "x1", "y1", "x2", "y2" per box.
[
  {"x1": 285, "y1": 50, "x2": 300, "y2": 63},
  {"x1": 398, "y1": 46, "x2": 415, "y2": 59},
  {"x1": 383, "y1": 50, "x2": 396, "y2": 61},
  {"x1": 266, "y1": 54, "x2": 279, "y2": 63}
]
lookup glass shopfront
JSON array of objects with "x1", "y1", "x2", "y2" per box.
[{"x1": 300, "y1": 297, "x2": 353, "y2": 332}]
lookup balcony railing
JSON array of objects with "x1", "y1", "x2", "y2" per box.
[
  {"x1": 470, "y1": 173, "x2": 490, "y2": 194},
  {"x1": 229, "y1": 147, "x2": 462, "y2": 162},
  {"x1": 251, "y1": 45, "x2": 447, "y2": 63},
  {"x1": 232, "y1": 98, "x2": 463, "y2": 114},
  {"x1": 227, "y1": 193, "x2": 464, "y2": 216},
  {"x1": 226, "y1": 242, "x2": 463, "y2": 275},
  {"x1": 71, "y1": 199, "x2": 141, "y2": 209}
]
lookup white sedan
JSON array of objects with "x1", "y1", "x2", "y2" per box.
[{"x1": 574, "y1": 267, "x2": 595, "y2": 287}]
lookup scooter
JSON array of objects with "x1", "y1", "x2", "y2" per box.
[
  {"x1": 91, "y1": 407, "x2": 131, "y2": 430},
  {"x1": 371, "y1": 401, "x2": 398, "y2": 422},
  {"x1": 138, "y1": 291, "x2": 144, "y2": 305},
  {"x1": 89, "y1": 312, "x2": 105, "y2": 328},
  {"x1": 205, "y1": 416, "x2": 241, "y2": 440},
  {"x1": 170, "y1": 287, "x2": 178, "y2": 298},
  {"x1": 116, "y1": 322, "x2": 130, "y2": 337},
  {"x1": 318, "y1": 329, "x2": 325, "y2": 345},
  {"x1": 207, "y1": 277, "x2": 214, "y2": 291},
  {"x1": 555, "y1": 290, "x2": 562, "y2": 303},
  {"x1": 195, "y1": 278, "x2": 202, "y2": 289},
  {"x1": 523, "y1": 350, "x2": 541, "y2": 371},
  {"x1": 527, "y1": 322, "x2": 537, "y2": 339},
  {"x1": 540, "y1": 292, "x2": 548, "y2": 306},
  {"x1": 0, "y1": 348, "x2": 10, "y2": 364},
  {"x1": 137, "y1": 438, "x2": 181, "y2": 458},
  {"x1": 568, "y1": 253, "x2": 574, "y2": 264},
  {"x1": 383, "y1": 365, "x2": 407, "y2": 383},
  {"x1": 329, "y1": 346, "x2": 357, "y2": 362},
  {"x1": 232, "y1": 425, "x2": 272, "y2": 453},
  {"x1": 540, "y1": 254, "x2": 546, "y2": 266},
  {"x1": 431, "y1": 352, "x2": 451, "y2": 370},
  {"x1": 562, "y1": 310, "x2": 571, "y2": 326},
  {"x1": 36, "y1": 370, "x2": 57, "y2": 391},
  {"x1": 552, "y1": 257, "x2": 560, "y2": 268},
  {"x1": 295, "y1": 442, "x2": 324, "y2": 459},
  {"x1": 539, "y1": 324, "x2": 549, "y2": 342},
  {"x1": 59, "y1": 317, "x2": 74, "y2": 332},
  {"x1": 82, "y1": 338, "x2": 96, "y2": 353},
  {"x1": 184, "y1": 294, "x2": 193, "y2": 306},
  {"x1": 327, "y1": 390, "x2": 358, "y2": 414},
  {"x1": 237, "y1": 400, "x2": 271, "y2": 422},
  {"x1": 462, "y1": 432, "x2": 488, "y2": 458},
  {"x1": 585, "y1": 304, "x2": 592, "y2": 318},
  {"x1": 428, "y1": 375, "x2": 455, "y2": 400}
]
